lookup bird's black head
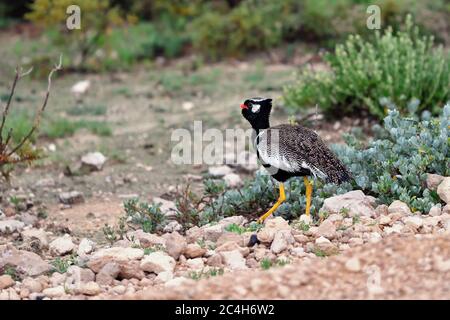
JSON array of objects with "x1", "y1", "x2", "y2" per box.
[{"x1": 240, "y1": 97, "x2": 272, "y2": 130}]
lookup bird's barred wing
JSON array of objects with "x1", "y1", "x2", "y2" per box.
[{"x1": 256, "y1": 126, "x2": 330, "y2": 179}]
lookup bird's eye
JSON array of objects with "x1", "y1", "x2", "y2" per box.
[{"x1": 251, "y1": 104, "x2": 261, "y2": 113}]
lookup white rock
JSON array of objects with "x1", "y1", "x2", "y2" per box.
[
  {"x1": 76, "y1": 281, "x2": 101, "y2": 296},
  {"x1": 21, "y1": 278, "x2": 43, "y2": 293},
  {"x1": 257, "y1": 217, "x2": 291, "y2": 243},
  {"x1": 388, "y1": 200, "x2": 411, "y2": 216},
  {"x1": 0, "y1": 288, "x2": 20, "y2": 300},
  {"x1": 71, "y1": 80, "x2": 90, "y2": 96},
  {"x1": 88, "y1": 247, "x2": 144, "y2": 272},
  {"x1": 77, "y1": 238, "x2": 96, "y2": 256},
  {"x1": 162, "y1": 231, "x2": 186, "y2": 260},
  {"x1": 21, "y1": 228, "x2": 49, "y2": 248},
  {"x1": 186, "y1": 258, "x2": 204, "y2": 270},
  {"x1": 202, "y1": 224, "x2": 224, "y2": 242},
  {"x1": 163, "y1": 221, "x2": 183, "y2": 233},
  {"x1": 368, "y1": 232, "x2": 382, "y2": 243},
  {"x1": 426, "y1": 173, "x2": 445, "y2": 190},
  {"x1": 0, "y1": 220, "x2": 24, "y2": 234},
  {"x1": 50, "y1": 272, "x2": 66, "y2": 286},
  {"x1": 165, "y1": 277, "x2": 191, "y2": 288},
  {"x1": 81, "y1": 152, "x2": 107, "y2": 171},
  {"x1": 315, "y1": 236, "x2": 336, "y2": 253},
  {"x1": 0, "y1": 275, "x2": 15, "y2": 290},
  {"x1": 182, "y1": 101, "x2": 194, "y2": 111},
  {"x1": 220, "y1": 250, "x2": 247, "y2": 270},
  {"x1": 345, "y1": 257, "x2": 361, "y2": 272},
  {"x1": 317, "y1": 219, "x2": 337, "y2": 239},
  {"x1": 0, "y1": 245, "x2": 51, "y2": 276},
  {"x1": 384, "y1": 223, "x2": 404, "y2": 235},
  {"x1": 140, "y1": 252, "x2": 175, "y2": 274},
  {"x1": 183, "y1": 243, "x2": 206, "y2": 259},
  {"x1": 443, "y1": 205, "x2": 450, "y2": 215},
  {"x1": 208, "y1": 165, "x2": 232, "y2": 177},
  {"x1": 65, "y1": 266, "x2": 95, "y2": 288},
  {"x1": 152, "y1": 197, "x2": 178, "y2": 218},
  {"x1": 429, "y1": 205, "x2": 442, "y2": 217},
  {"x1": 326, "y1": 214, "x2": 343, "y2": 223},
  {"x1": 58, "y1": 191, "x2": 84, "y2": 205},
  {"x1": 223, "y1": 173, "x2": 242, "y2": 188},
  {"x1": 403, "y1": 216, "x2": 423, "y2": 230},
  {"x1": 128, "y1": 230, "x2": 166, "y2": 248},
  {"x1": 378, "y1": 215, "x2": 391, "y2": 225},
  {"x1": 49, "y1": 234, "x2": 75, "y2": 256},
  {"x1": 112, "y1": 285, "x2": 126, "y2": 294},
  {"x1": 423, "y1": 216, "x2": 441, "y2": 227},
  {"x1": 42, "y1": 286, "x2": 65, "y2": 298},
  {"x1": 154, "y1": 271, "x2": 173, "y2": 284},
  {"x1": 299, "y1": 214, "x2": 312, "y2": 225},
  {"x1": 270, "y1": 230, "x2": 294, "y2": 254},
  {"x1": 315, "y1": 236, "x2": 331, "y2": 245},
  {"x1": 437, "y1": 177, "x2": 450, "y2": 204},
  {"x1": 348, "y1": 237, "x2": 364, "y2": 246},
  {"x1": 321, "y1": 190, "x2": 376, "y2": 217},
  {"x1": 290, "y1": 247, "x2": 306, "y2": 257}
]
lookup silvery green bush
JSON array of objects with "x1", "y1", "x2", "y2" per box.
[{"x1": 201, "y1": 103, "x2": 449, "y2": 222}]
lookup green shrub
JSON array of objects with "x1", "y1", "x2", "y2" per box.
[
  {"x1": 103, "y1": 21, "x2": 188, "y2": 69},
  {"x1": 124, "y1": 199, "x2": 166, "y2": 233},
  {"x1": 26, "y1": 0, "x2": 134, "y2": 69},
  {"x1": 284, "y1": 16, "x2": 450, "y2": 119},
  {"x1": 190, "y1": 0, "x2": 287, "y2": 59},
  {"x1": 202, "y1": 104, "x2": 449, "y2": 219}
]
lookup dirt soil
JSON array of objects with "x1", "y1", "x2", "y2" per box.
[{"x1": 129, "y1": 233, "x2": 450, "y2": 300}]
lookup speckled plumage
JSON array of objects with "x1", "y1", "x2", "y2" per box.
[
  {"x1": 241, "y1": 97, "x2": 352, "y2": 184},
  {"x1": 255, "y1": 124, "x2": 351, "y2": 183}
]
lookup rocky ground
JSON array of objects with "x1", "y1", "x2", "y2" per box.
[
  {"x1": 0, "y1": 172, "x2": 449, "y2": 300},
  {"x1": 131, "y1": 233, "x2": 450, "y2": 300}
]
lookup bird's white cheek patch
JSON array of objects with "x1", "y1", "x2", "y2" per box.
[{"x1": 251, "y1": 104, "x2": 261, "y2": 113}]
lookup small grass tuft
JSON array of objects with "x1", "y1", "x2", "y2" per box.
[
  {"x1": 189, "y1": 268, "x2": 224, "y2": 281},
  {"x1": 67, "y1": 104, "x2": 107, "y2": 116},
  {"x1": 51, "y1": 254, "x2": 77, "y2": 274}
]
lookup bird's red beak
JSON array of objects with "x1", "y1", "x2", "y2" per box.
[{"x1": 240, "y1": 103, "x2": 248, "y2": 110}]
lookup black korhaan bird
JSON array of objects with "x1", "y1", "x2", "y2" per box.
[{"x1": 240, "y1": 97, "x2": 351, "y2": 223}]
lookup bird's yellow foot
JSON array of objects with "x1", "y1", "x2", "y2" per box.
[{"x1": 257, "y1": 183, "x2": 286, "y2": 223}]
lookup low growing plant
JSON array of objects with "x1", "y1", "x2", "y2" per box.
[{"x1": 124, "y1": 199, "x2": 166, "y2": 233}]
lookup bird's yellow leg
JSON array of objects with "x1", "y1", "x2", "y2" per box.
[
  {"x1": 257, "y1": 183, "x2": 286, "y2": 223},
  {"x1": 304, "y1": 177, "x2": 313, "y2": 217}
]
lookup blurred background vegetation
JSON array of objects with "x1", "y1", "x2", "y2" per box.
[{"x1": 0, "y1": 0, "x2": 449, "y2": 70}]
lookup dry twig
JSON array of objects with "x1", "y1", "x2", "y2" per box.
[{"x1": 0, "y1": 55, "x2": 62, "y2": 176}]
